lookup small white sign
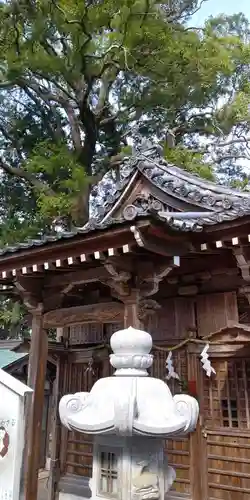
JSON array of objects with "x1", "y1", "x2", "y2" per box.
[
  {"x1": 0, "y1": 369, "x2": 33, "y2": 499},
  {"x1": 0, "y1": 489, "x2": 13, "y2": 500}
]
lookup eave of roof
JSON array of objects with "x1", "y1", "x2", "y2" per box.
[
  {"x1": 0, "y1": 350, "x2": 28, "y2": 369},
  {"x1": 0, "y1": 218, "x2": 155, "y2": 275},
  {"x1": 0, "y1": 217, "x2": 142, "y2": 260}
]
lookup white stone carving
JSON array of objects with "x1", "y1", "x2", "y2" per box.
[
  {"x1": 59, "y1": 327, "x2": 198, "y2": 437},
  {"x1": 173, "y1": 394, "x2": 199, "y2": 433},
  {"x1": 59, "y1": 326, "x2": 199, "y2": 500},
  {"x1": 59, "y1": 392, "x2": 89, "y2": 430},
  {"x1": 132, "y1": 463, "x2": 160, "y2": 500}
]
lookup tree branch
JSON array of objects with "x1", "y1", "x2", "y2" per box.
[
  {"x1": 20, "y1": 86, "x2": 64, "y2": 142},
  {"x1": 213, "y1": 137, "x2": 250, "y2": 148},
  {"x1": 64, "y1": 103, "x2": 82, "y2": 152},
  {"x1": 18, "y1": 78, "x2": 69, "y2": 108},
  {"x1": 0, "y1": 161, "x2": 55, "y2": 196},
  {"x1": 216, "y1": 154, "x2": 250, "y2": 163}
]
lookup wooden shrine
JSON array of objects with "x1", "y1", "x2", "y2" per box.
[{"x1": 1, "y1": 143, "x2": 250, "y2": 500}]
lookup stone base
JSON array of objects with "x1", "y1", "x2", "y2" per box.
[{"x1": 58, "y1": 474, "x2": 91, "y2": 500}]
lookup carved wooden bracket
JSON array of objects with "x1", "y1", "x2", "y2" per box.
[
  {"x1": 138, "y1": 256, "x2": 180, "y2": 297},
  {"x1": 101, "y1": 260, "x2": 132, "y2": 296},
  {"x1": 138, "y1": 299, "x2": 161, "y2": 320},
  {"x1": 233, "y1": 247, "x2": 250, "y2": 282},
  {"x1": 15, "y1": 278, "x2": 43, "y2": 311}
]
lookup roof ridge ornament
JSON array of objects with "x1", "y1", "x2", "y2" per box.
[{"x1": 137, "y1": 139, "x2": 164, "y2": 158}]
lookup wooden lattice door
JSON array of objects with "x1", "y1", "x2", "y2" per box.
[{"x1": 201, "y1": 356, "x2": 250, "y2": 500}]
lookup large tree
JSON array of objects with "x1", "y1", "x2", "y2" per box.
[{"x1": 0, "y1": 1, "x2": 249, "y2": 244}]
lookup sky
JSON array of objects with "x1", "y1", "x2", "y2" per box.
[
  {"x1": 189, "y1": 0, "x2": 250, "y2": 175},
  {"x1": 191, "y1": 0, "x2": 250, "y2": 24}
]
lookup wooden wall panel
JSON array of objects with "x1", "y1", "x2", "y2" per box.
[
  {"x1": 196, "y1": 291, "x2": 238, "y2": 337},
  {"x1": 66, "y1": 321, "x2": 124, "y2": 345},
  {"x1": 149, "y1": 297, "x2": 196, "y2": 341},
  {"x1": 68, "y1": 323, "x2": 103, "y2": 345}
]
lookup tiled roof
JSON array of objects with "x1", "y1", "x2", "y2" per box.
[
  {"x1": 93, "y1": 143, "x2": 250, "y2": 229},
  {"x1": 0, "y1": 142, "x2": 249, "y2": 257}
]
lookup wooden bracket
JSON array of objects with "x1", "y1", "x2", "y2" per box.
[
  {"x1": 233, "y1": 247, "x2": 250, "y2": 282},
  {"x1": 138, "y1": 298, "x2": 161, "y2": 319},
  {"x1": 101, "y1": 260, "x2": 132, "y2": 296},
  {"x1": 15, "y1": 279, "x2": 43, "y2": 311},
  {"x1": 139, "y1": 256, "x2": 180, "y2": 297}
]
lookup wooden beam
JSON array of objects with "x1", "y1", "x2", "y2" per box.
[
  {"x1": 205, "y1": 216, "x2": 250, "y2": 234},
  {"x1": 43, "y1": 301, "x2": 124, "y2": 328},
  {"x1": 178, "y1": 285, "x2": 198, "y2": 296},
  {"x1": 130, "y1": 226, "x2": 190, "y2": 256},
  {"x1": 43, "y1": 266, "x2": 111, "y2": 289},
  {"x1": 24, "y1": 305, "x2": 48, "y2": 500}
]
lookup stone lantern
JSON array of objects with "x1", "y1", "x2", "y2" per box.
[{"x1": 59, "y1": 327, "x2": 199, "y2": 500}]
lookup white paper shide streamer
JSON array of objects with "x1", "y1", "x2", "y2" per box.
[
  {"x1": 200, "y1": 344, "x2": 216, "y2": 377},
  {"x1": 166, "y1": 351, "x2": 180, "y2": 380}
]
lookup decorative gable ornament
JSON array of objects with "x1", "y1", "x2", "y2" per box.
[
  {"x1": 200, "y1": 344, "x2": 216, "y2": 377},
  {"x1": 59, "y1": 326, "x2": 199, "y2": 500}
]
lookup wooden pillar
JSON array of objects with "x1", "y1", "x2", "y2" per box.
[
  {"x1": 24, "y1": 305, "x2": 48, "y2": 500},
  {"x1": 48, "y1": 357, "x2": 64, "y2": 500},
  {"x1": 123, "y1": 289, "x2": 142, "y2": 329},
  {"x1": 187, "y1": 345, "x2": 202, "y2": 500}
]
